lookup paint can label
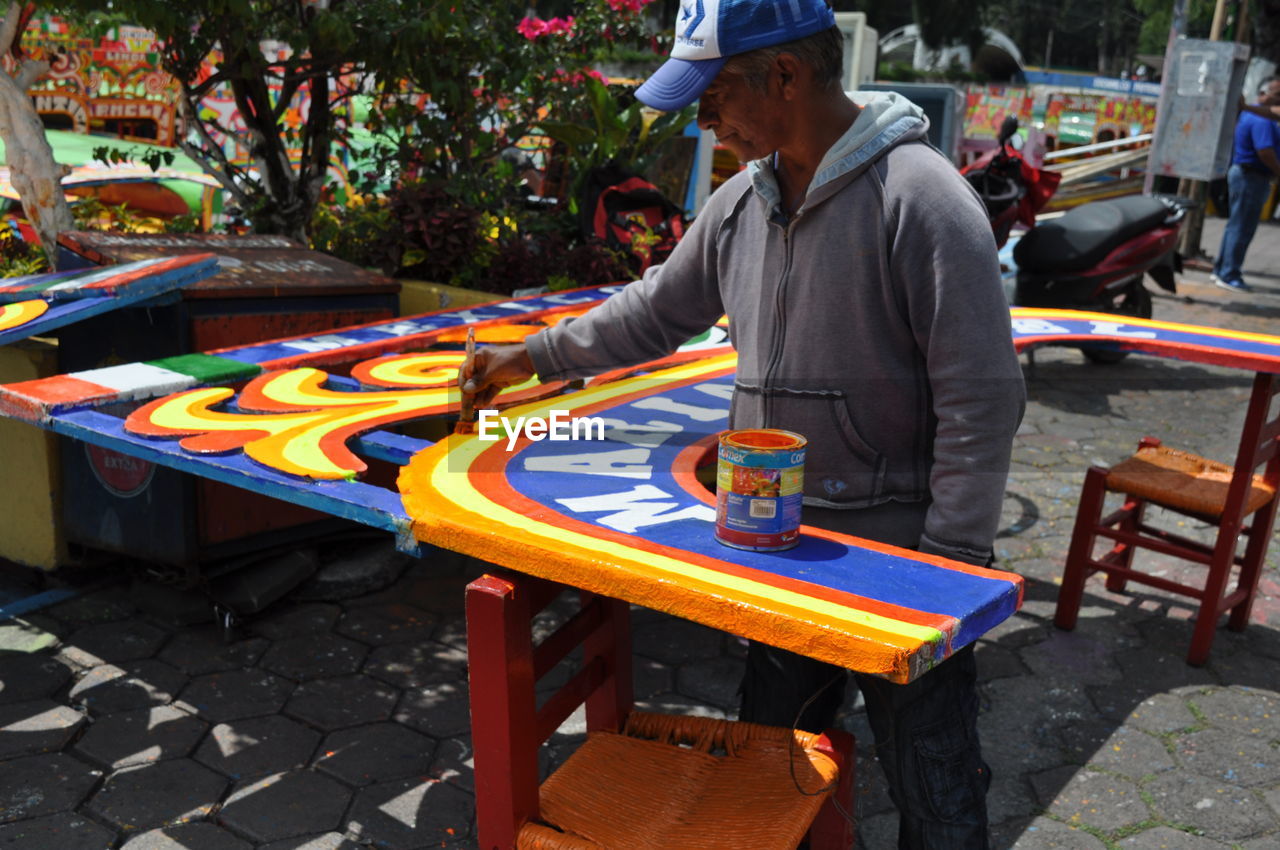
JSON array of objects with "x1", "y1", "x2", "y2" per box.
[{"x1": 715, "y1": 429, "x2": 806, "y2": 551}]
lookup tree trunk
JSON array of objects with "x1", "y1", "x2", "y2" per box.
[{"x1": 0, "y1": 3, "x2": 73, "y2": 270}]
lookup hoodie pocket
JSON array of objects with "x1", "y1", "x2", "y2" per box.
[{"x1": 733, "y1": 385, "x2": 886, "y2": 503}]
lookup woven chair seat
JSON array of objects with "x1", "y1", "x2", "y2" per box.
[
  {"x1": 515, "y1": 711, "x2": 841, "y2": 850},
  {"x1": 1105, "y1": 444, "x2": 1276, "y2": 519}
]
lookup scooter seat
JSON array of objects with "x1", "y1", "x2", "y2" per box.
[{"x1": 1013, "y1": 196, "x2": 1170, "y2": 274}]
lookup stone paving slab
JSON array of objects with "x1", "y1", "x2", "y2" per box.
[
  {"x1": 313, "y1": 722, "x2": 436, "y2": 787},
  {"x1": 284, "y1": 675, "x2": 398, "y2": 731},
  {"x1": 158, "y1": 630, "x2": 269, "y2": 676},
  {"x1": 73, "y1": 705, "x2": 208, "y2": 771},
  {"x1": 0, "y1": 699, "x2": 85, "y2": 758},
  {"x1": 1144, "y1": 770, "x2": 1278, "y2": 842},
  {"x1": 0, "y1": 655, "x2": 72, "y2": 704},
  {"x1": 218, "y1": 771, "x2": 350, "y2": 844},
  {"x1": 194, "y1": 716, "x2": 320, "y2": 782},
  {"x1": 0, "y1": 615, "x2": 63, "y2": 654},
  {"x1": 69, "y1": 660, "x2": 188, "y2": 717},
  {"x1": 259, "y1": 635, "x2": 368, "y2": 682},
  {"x1": 345, "y1": 777, "x2": 473, "y2": 848},
  {"x1": 176, "y1": 670, "x2": 295, "y2": 724},
  {"x1": 59, "y1": 621, "x2": 170, "y2": 667},
  {"x1": 0, "y1": 812, "x2": 114, "y2": 849},
  {"x1": 0, "y1": 752, "x2": 103, "y2": 824},
  {"x1": 119, "y1": 821, "x2": 252, "y2": 850},
  {"x1": 259, "y1": 834, "x2": 363, "y2": 850},
  {"x1": 84, "y1": 757, "x2": 227, "y2": 832}
]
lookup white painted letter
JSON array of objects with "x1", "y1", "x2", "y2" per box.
[
  {"x1": 632, "y1": 397, "x2": 728, "y2": 422},
  {"x1": 556, "y1": 485, "x2": 716, "y2": 532}
]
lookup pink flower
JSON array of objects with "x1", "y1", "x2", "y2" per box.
[
  {"x1": 544, "y1": 16, "x2": 575, "y2": 36},
  {"x1": 586, "y1": 69, "x2": 609, "y2": 85},
  {"x1": 516, "y1": 17, "x2": 548, "y2": 40},
  {"x1": 607, "y1": 0, "x2": 650, "y2": 11},
  {"x1": 517, "y1": 15, "x2": 574, "y2": 40}
]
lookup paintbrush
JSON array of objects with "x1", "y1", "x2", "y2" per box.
[{"x1": 456, "y1": 327, "x2": 476, "y2": 435}]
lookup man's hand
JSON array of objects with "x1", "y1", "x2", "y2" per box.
[{"x1": 458, "y1": 343, "x2": 537, "y2": 423}]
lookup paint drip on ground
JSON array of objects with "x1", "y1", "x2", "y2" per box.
[{"x1": 715, "y1": 429, "x2": 806, "y2": 551}]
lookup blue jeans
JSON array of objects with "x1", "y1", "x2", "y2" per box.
[
  {"x1": 738, "y1": 501, "x2": 991, "y2": 849},
  {"x1": 1213, "y1": 163, "x2": 1274, "y2": 284}
]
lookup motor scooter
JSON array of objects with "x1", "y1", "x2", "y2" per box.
[{"x1": 963, "y1": 117, "x2": 1189, "y2": 362}]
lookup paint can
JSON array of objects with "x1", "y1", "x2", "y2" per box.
[{"x1": 715, "y1": 429, "x2": 806, "y2": 551}]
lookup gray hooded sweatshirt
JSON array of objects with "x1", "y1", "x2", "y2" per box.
[{"x1": 527, "y1": 92, "x2": 1026, "y2": 565}]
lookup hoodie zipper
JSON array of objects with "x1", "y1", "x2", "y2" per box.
[{"x1": 761, "y1": 211, "x2": 797, "y2": 425}]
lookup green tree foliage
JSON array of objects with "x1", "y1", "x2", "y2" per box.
[
  {"x1": 51, "y1": 0, "x2": 411, "y2": 241},
  {"x1": 1131, "y1": 0, "x2": 1217, "y2": 55},
  {"x1": 362, "y1": 0, "x2": 665, "y2": 208},
  {"x1": 1249, "y1": 0, "x2": 1280, "y2": 66}
]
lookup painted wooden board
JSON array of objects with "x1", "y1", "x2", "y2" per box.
[
  {"x1": 0, "y1": 284, "x2": 633, "y2": 423},
  {"x1": 1009, "y1": 307, "x2": 1280, "y2": 371},
  {"x1": 0, "y1": 254, "x2": 220, "y2": 346},
  {"x1": 398, "y1": 353, "x2": 1024, "y2": 683},
  {"x1": 0, "y1": 254, "x2": 219, "y2": 303},
  {"x1": 57, "y1": 231, "x2": 398, "y2": 299}
]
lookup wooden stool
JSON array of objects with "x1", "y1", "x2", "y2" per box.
[
  {"x1": 1055, "y1": 373, "x2": 1280, "y2": 665},
  {"x1": 466, "y1": 571, "x2": 856, "y2": 849}
]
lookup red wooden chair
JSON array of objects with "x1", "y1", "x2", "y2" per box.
[
  {"x1": 1054, "y1": 372, "x2": 1280, "y2": 665},
  {"x1": 466, "y1": 570, "x2": 857, "y2": 849}
]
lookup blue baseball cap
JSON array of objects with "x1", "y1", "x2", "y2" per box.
[{"x1": 636, "y1": 0, "x2": 838, "y2": 111}]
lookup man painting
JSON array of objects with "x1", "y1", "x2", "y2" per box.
[{"x1": 463, "y1": 2, "x2": 1025, "y2": 845}]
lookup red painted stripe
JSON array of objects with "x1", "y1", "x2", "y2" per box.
[{"x1": 0, "y1": 374, "x2": 119, "y2": 414}]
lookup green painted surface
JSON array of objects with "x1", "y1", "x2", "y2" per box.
[{"x1": 146, "y1": 353, "x2": 262, "y2": 384}]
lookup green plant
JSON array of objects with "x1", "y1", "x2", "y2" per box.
[
  {"x1": 310, "y1": 198, "x2": 396, "y2": 270},
  {"x1": 0, "y1": 224, "x2": 50, "y2": 278},
  {"x1": 362, "y1": 0, "x2": 671, "y2": 211},
  {"x1": 538, "y1": 75, "x2": 697, "y2": 210}
]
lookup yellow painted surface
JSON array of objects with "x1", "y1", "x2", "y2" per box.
[
  {"x1": 397, "y1": 280, "x2": 506, "y2": 317},
  {"x1": 0, "y1": 340, "x2": 66, "y2": 569}
]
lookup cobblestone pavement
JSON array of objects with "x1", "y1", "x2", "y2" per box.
[{"x1": 1, "y1": 217, "x2": 1279, "y2": 849}]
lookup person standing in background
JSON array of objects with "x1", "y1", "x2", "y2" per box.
[{"x1": 1212, "y1": 77, "x2": 1280, "y2": 293}]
